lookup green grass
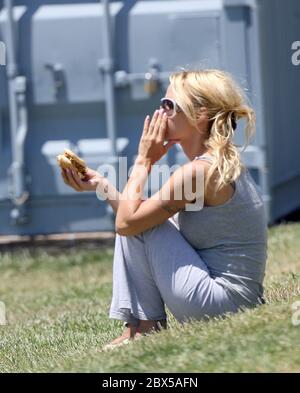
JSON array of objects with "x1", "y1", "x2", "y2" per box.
[{"x1": 0, "y1": 223, "x2": 300, "y2": 372}]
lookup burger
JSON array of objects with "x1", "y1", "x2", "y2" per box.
[{"x1": 57, "y1": 148, "x2": 87, "y2": 179}]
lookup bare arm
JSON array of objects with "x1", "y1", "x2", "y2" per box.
[
  {"x1": 115, "y1": 155, "x2": 151, "y2": 231},
  {"x1": 115, "y1": 161, "x2": 205, "y2": 236},
  {"x1": 61, "y1": 167, "x2": 145, "y2": 215},
  {"x1": 61, "y1": 167, "x2": 119, "y2": 213}
]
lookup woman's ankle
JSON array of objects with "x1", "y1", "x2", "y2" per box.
[
  {"x1": 124, "y1": 323, "x2": 138, "y2": 338},
  {"x1": 137, "y1": 319, "x2": 167, "y2": 334}
]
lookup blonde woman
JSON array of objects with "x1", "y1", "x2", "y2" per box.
[{"x1": 61, "y1": 69, "x2": 268, "y2": 350}]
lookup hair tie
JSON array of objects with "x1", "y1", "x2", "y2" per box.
[{"x1": 231, "y1": 113, "x2": 237, "y2": 131}]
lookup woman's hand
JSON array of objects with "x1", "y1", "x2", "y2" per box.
[
  {"x1": 61, "y1": 167, "x2": 103, "y2": 192},
  {"x1": 137, "y1": 109, "x2": 177, "y2": 165}
]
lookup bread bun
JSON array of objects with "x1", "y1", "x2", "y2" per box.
[
  {"x1": 57, "y1": 149, "x2": 87, "y2": 179},
  {"x1": 64, "y1": 148, "x2": 86, "y2": 168}
]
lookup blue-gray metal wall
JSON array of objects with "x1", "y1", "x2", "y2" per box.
[{"x1": 0, "y1": 0, "x2": 300, "y2": 235}]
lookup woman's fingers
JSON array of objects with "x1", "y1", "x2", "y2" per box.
[
  {"x1": 61, "y1": 169, "x2": 69, "y2": 185},
  {"x1": 158, "y1": 112, "x2": 168, "y2": 141},
  {"x1": 61, "y1": 167, "x2": 100, "y2": 192},
  {"x1": 63, "y1": 168, "x2": 82, "y2": 191},
  {"x1": 152, "y1": 109, "x2": 165, "y2": 137},
  {"x1": 143, "y1": 115, "x2": 151, "y2": 135},
  {"x1": 141, "y1": 108, "x2": 166, "y2": 142},
  {"x1": 148, "y1": 110, "x2": 159, "y2": 135},
  {"x1": 70, "y1": 169, "x2": 85, "y2": 191}
]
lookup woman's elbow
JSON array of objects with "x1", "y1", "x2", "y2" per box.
[
  {"x1": 115, "y1": 226, "x2": 130, "y2": 236},
  {"x1": 115, "y1": 220, "x2": 127, "y2": 236},
  {"x1": 115, "y1": 220, "x2": 138, "y2": 237}
]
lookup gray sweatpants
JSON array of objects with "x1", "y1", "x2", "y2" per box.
[{"x1": 109, "y1": 218, "x2": 239, "y2": 325}]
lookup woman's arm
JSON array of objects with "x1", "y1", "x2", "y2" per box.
[
  {"x1": 114, "y1": 160, "x2": 204, "y2": 236},
  {"x1": 62, "y1": 111, "x2": 203, "y2": 236},
  {"x1": 115, "y1": 154, "x2": 152, "y2": 230},
  {"x1": 61, "y1": 167, "x2": 145, "y2": 216},
  {"x1": 115, "y1": 110, "x2": 180, "y2": 235},
  {"x1": 61, "y1": 159, "x2": 204, "y2": 236}
]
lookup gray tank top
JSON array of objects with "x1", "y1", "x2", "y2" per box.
[{"x1": 174, "y1": 154, "x2": 268, "y2": 306}]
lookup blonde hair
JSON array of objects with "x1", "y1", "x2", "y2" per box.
[{"x1": 169, "y1": 69, "x2": 256, "y2": 194}]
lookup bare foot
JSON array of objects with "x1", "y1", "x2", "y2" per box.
[
  {"x1": 102, "y1": 320, "x2": 167, "y2": 351},
  {"x1": 102, "y1": 323, "x2": 141, "y2": 351}
]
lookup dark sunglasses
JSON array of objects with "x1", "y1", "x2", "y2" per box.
[{"x1": 160, "y1": 97, "x2": 182, "y2": 118}]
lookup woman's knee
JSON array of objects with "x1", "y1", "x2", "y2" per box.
[
  {"x1": 165, "y1": 280, "x2": 239, "y2": 322},
  {"x1": 141, "y1": 219, "x2": 179, "y2": 244}
]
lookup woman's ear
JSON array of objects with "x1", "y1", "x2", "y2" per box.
[
  {"x1": 196, "y1": 107, "x2": 210, "y2": 134},
  {"x1": 199, "y1": 106, "x2": 208, "y2": 116},
  {"x1": 195, "y1": 106, "x2": 208, "y2": 120},
  {"x1": 196, "y1": 107, "x2": 209, "y2": 124}
]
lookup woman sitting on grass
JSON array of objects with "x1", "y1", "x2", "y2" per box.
[{"x1": 61, "y1": 69, "x2": 268, "y2": 350}]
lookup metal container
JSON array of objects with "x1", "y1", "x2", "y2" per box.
[{"x1": 0, "y1": 0, "x2": 299, "y2": 235}]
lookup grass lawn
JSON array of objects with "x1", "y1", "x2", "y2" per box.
[{"x1": 0, "y1": 222, "x2": 300, "y2": 372}]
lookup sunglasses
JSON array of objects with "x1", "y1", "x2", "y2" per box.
[{"x1": 160, "y1": 97, "x2": 182, "y2": 118}]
